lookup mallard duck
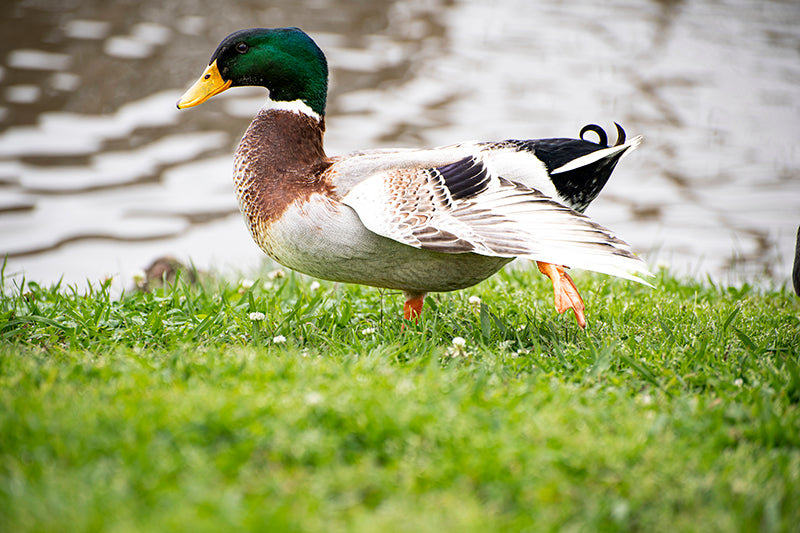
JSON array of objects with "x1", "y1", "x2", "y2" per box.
[{"x1": 177, "y1": 27, "x2": 651, "y2": 327}]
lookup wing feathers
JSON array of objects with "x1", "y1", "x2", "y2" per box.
[
  {"x1": 340, "y1": 148, "x2": 651, "y2": 284},
  {"x1": 435, "y1": 157, "x2": 491, "y2": 200}
]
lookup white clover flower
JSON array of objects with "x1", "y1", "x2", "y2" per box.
[
  {"x1": 248, "y1": 311, "x2": 266, "y2": 321},
  {"x1": 238, "y1": 278, "x2": 256, "y2": 294},
  {"x1": 734, "y1": 378, "x2": 743, "y2": 387},
  {"x1": 272, "y1": 334, "x2": 287, "y2": 344},
  {"x1": 360, "y1": 327, "x2": 376, "y2": 335},
  {"x1": 267, "y1": 269, "x2": 286, "y2": 280},
  {"x1": 468, "y1": 295, "x2": 482, "y2": 306},
  {"x1": 131, "y1": 269, "x2": 146, "y2": 286},
  {"x1": 309, "y1": 281, "x2": 321, "y2": 292},
  {"x1": 448, "y1": 336, "x2": 468, "y2": 357}
]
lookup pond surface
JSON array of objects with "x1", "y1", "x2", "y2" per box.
[{"x1": 1, "y1": 0, "x2": 798, "y2": 290}]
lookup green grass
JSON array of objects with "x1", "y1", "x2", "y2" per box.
[{"x1": 1, "y1": 263, "x2": 799, "y2": 532}]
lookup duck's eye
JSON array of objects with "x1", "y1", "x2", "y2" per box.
[{"x1": 236, "y1": 42, "x2": 248, "y2": 54}]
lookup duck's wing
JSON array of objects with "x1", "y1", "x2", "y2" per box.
[
  {"x1": 339, "y1": 152, "x2": 652, "y2": 284},
  {"x1": 333, "y1": 127, "x2": 642, "y2": 214}
]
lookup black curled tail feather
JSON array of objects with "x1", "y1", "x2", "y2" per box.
[
  {"x1": 579, "y1": 124, "x2": 608, "y2": 147},
  {"x1": 579, "y1": 123, "x2": 627, "y2": 147},
  {"x1": 613, "y1": 122, "x2": 626, "y2": 146}
]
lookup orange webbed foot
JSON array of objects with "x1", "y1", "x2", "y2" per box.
[
  {"x1": 403, "y1": 291, "x2": 426, "y2": 324},
  {"x1": 536, "y1": 261, "x2": 586, "y2": 329}
]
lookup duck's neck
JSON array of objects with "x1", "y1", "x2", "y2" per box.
[{"x1": 234, "y1": 101, "x2": 332, "y2": 229}]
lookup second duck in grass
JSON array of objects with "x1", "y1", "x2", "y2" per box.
[{"x1": 177, "y1": 27, "x2": 651, "y2": 328}]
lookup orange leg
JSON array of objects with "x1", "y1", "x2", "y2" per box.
[
  {"x1": 403, "y1": 291, "x2": 426, "y2": 323},
  {"x1": 536, "y1": 261, "x2": 586, "y2": 329}
]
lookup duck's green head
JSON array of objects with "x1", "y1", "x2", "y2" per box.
[{"x1": 177, "y1": 27, "x2": 328, "y2": 116}]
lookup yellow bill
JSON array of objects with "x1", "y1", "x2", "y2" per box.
[{"x1": 177, "y1": 60, "x2": 232, "y2": 109}]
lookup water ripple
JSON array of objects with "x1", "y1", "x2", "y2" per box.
[{"x1": 0, "y1": 0, "x2": 797, "y2": 290}]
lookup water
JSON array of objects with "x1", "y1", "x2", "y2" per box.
[{"x1": 1, "y1": 0, "x2": 798, "y2": 290}]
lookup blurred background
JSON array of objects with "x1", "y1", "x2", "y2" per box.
[{"x1": 1, "y1": 0, "x2": 798, "y2": 291}]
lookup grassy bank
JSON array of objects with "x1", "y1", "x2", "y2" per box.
[{"x1": 1, "y1": 264, "x2": 799, "y2": 532}]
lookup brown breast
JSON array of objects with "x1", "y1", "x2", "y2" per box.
[{"x1": 233, "y1": 108, "x2": 336, "y2": 242}]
